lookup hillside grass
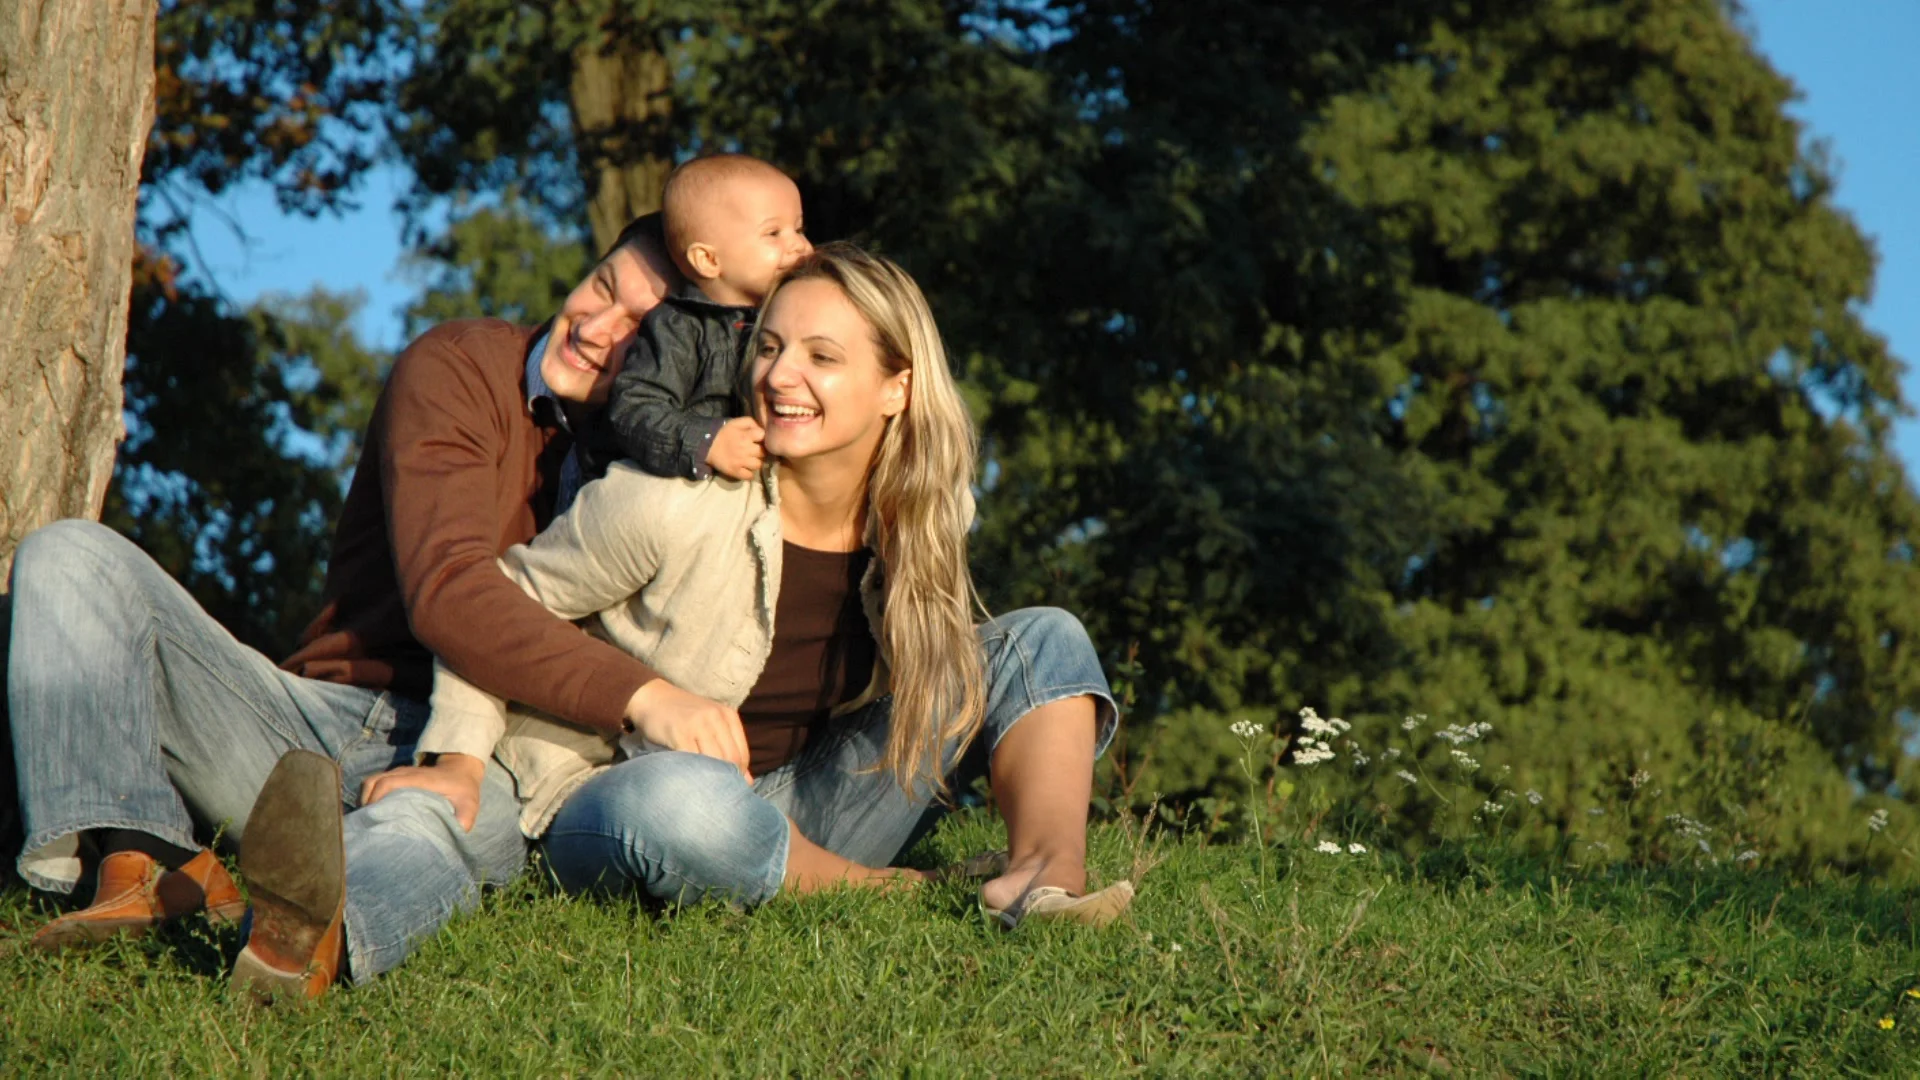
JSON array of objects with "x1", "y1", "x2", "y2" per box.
[{"x1": 3, "y1": 809, "x2": 1918, "y2": 1075}]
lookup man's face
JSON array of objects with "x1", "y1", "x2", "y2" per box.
[{"x1": 540, "y1": 242, "x2": 675, "y2": 406}]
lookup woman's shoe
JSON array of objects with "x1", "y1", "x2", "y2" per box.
[{"x1": 981, "y1": 879, "x2": 1135, "y2": 930}]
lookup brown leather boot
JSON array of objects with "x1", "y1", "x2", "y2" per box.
[
  {"x1": 31, "y1": 845, "x2": 246, "y2": 952},
  {"x1": 231, "y1": 750, "x2": 347, "y2": 1005}
]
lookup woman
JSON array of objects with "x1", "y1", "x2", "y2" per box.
[{"x1": 420, "y1": 244, "x2": 1132, "y2": 924}]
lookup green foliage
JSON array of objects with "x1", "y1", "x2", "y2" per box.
[
  {"x1": 106, "y1": 278, "x2": 386, "y2": 656},
  {"x1": 123, "y1": 0, "x2": 1920, "y2": 835},
  {"x1": 5, "y1": 815, "x2": 1920, "y2": 1071},
  {"x1": 400, "y1": 196, "x2": 590, "y2": 339}
]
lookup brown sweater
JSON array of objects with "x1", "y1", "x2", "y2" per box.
[{"x1": 280, "y1": 319, "x2": 658, "y2": 731}]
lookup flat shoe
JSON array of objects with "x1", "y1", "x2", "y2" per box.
[{"x1": 982, "y1": 880, "x2": 1135, "y2": 930}]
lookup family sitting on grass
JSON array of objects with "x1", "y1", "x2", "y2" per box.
[{"x1": 6, "y1": 153, "x2": 1134, "y2": 1001}]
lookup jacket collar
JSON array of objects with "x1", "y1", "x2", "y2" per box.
[{"x1": 669, "y1": 279, "x2": 757, "y2": 314}]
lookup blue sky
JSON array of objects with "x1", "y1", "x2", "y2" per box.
[{"x1": 184, "y1": 2, "x2": 1920, "y2": 467}]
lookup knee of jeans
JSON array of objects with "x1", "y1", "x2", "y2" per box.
[
  {"x1": 11, "y1": 520, "x2": 127, "y2": 590},
  {"x1": 595, "y1": 753, "x2": 783, "y2": 896}
]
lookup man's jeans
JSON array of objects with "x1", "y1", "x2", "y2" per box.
[
  {"x1": 542, "y1": 606, "x2": 1117, "y2": 905},
  {"x1": 7, "y1": 520, "x2": 526, "y2": 982}
]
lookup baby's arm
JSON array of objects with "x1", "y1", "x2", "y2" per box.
[{"x1": 607, "y1": 305, "x2": 731, "y2": 480}]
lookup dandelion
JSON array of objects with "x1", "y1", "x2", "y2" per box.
[
  {"x1": 1526, "y1": 790, "x2": 1543, "y2": 806},
  {"x1": 1629, "y1": 770, "x2": 1651, "y2": 789},
  {"x1": 1879, "y1": 1017, "x2": 1895, "y2": 1031},
  {"x1": 1315, "y1": 841, "x2": 1342, "y2": 854},
  {"x1": 1348, "y1": 842, "x2": 1368, "y2": 854},
  {"x1": 1229, "y1": 719, "x2": 1264, "y2": 740},
  {"x1": 1396, "y1": 769, "x2": 1418, "y2": 784},
  {"x1": 1868, "y1": 808, "x2": 1890, "y2": 834},
  {"x1": 1906, "y1": 988, "x2": 1920, "y2": 1000},
  {"x1": 1735, "y1": 850, "x2": 1760, "y2": 863}
]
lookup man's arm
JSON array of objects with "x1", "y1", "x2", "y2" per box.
[
  {"x1": 380, "y1": 330, "x2": 660, "y2": 734},
  {"x1": 605, "y1": 305, "x2": 727, "y2": 480}
]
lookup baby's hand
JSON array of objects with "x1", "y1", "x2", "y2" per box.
[{"x1": 706, "y1": 416, "x2": 766, "y2": 479}]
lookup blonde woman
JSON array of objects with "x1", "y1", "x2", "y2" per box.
[{"x1": 410, "y1": 243, "x2": 1131, "y2": 924}]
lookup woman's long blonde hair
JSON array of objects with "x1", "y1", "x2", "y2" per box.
[{"x1": 762, "y1": 243, "x2": 986, "y2": 796}]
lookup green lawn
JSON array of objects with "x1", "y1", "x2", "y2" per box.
[{"x1": 3, "y1": 811, "x2": 1918, "y2": 1075}]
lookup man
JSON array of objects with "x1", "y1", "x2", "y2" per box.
[{"x1": 7, "y1": 213, "x2": 677, "y2": 997}]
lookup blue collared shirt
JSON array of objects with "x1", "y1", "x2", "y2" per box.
[{"x1": 525, "y1": 328, "x2": 588, "y2": 515}]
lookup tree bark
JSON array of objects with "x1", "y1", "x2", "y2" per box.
[
  {"x1": 0, "y1": 0, "x2": 153, "y2": 587},
  {"x1": 569, "y1": 32, "x2": 674, "y2": 254}
]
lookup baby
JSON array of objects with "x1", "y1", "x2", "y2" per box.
[{"x1": 602, "y1": 153, "x2": 812, "y2": 481}]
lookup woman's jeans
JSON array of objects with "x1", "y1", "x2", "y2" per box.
[
  {"x1": 6, "y1": 521, "x2": 527, "y2": 982},
  {"x1": 541, "y1": 607, "x2": 1117, "y2": 906}
]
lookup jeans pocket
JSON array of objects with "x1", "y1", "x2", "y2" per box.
[{"x1": 339, "y1": 692, "x2": 428, "y2": 804}]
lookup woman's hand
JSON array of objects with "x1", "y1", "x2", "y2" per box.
[
  {"x1": 624, "y1": 679, "x2": 753, "y2": 781},
  {"x1": 359, "y1": 752, "x2": 487, "y2": 831}
]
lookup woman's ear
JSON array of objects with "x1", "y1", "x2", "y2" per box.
[{"x1": 881, "y1": 370, "x2": 911, "y2": 418}]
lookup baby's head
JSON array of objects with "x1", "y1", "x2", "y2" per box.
[{"x1": 662, "y1": 154, "x2": 811, "y2": 307}]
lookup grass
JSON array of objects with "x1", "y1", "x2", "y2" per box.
[{"x1": 3, "y1": 809, "x2": 1919, "y2": 1075}]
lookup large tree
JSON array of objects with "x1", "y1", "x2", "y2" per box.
[{"x1": 0, "y1": 0, "x2": 155, "y2": 583}]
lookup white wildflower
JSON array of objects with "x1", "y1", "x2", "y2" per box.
[
  {"x1": 1330, "y1": 716, "x2": 1352, "y2": 734},
  {"x1": 1401, "y1": 714, "x2": 1427, "y2": 732},
  {"x1": 1868, "y1": 808, "x2": 1890, "y2": 834},
  {"x1": 1347, "y1": 843, "x2": 1368, "y2": 854},
  {"x1": 1629, "y1": 770, "x2": 1651, "y2": 789},
  {"x1": 1349, "y1": 749, "x2": 1371, "y2": 767},
  {"x1": 1478, "y1": 800, "x2": 1505, "y2": 816},
  {"x1": 1526, "y1": 790, "x2": 1543, "y2": 806},
  {"x1": 1292, "y1": 738, "x2": 1335, "y2": 766},
  {"x1": 1587, "y1": 807, "x2": 1605, "y2": 817},
  {"x1": 1229, "y1": 719, "x2": 1263, "y2": 740},
  {"x1": 1298, "y1": 706, "x2": 1338, "y2": 737},
  {"x1": 1383, "y1": 747, "x2": 1403, "y2": 761},
  {"x1": 1315, "y1": 841, "x2": 1342, "y2": 854},
  {"x1": 1396, "y1": 769, "x2": 1418, "y2": 784},
  {"x1": 1696, "y1": 839, "x2": 1712, "y2": 855},
  {"x1": 1434, "y1": 721, "x2": 1493, "y2": 746},
  {"x1": 1169, "y1": 942, "x2": 1183, "y2": 953},
  {"x1": 1449, "y1": 749, "x2": 1480, "y2": 772},
  {"x1": 1665, "y1": 814, "x2": 1711, "y2": 841},
  {"x1": 1735, "y1": 850, "x2": 1760, "y2": 863}
]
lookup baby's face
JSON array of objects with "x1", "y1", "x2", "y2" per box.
[{"x1": 706, "y1": 173, "x2": 811, "y2": 304}]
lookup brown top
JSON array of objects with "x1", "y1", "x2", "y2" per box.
[
  {"x1": 279, "y1": 318, "x2": 658, "y2": 731},
  {"x1": 738, "y1": 542, "x2": 877, "y2": 775}
]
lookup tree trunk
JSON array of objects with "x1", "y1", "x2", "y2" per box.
[
  {"x1": 569, "y1": 32, "x2": 674, "y2": 254},
  {"x1": 0, "y1": 0, "x2": 154, "y2": 875},
  {"x1": 0, "y1": 0, "x2": 152, "y2": 587}
]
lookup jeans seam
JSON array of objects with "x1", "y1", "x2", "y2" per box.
[{"x1": 155, "y1": 623, "x2": 306, "y2": 748}]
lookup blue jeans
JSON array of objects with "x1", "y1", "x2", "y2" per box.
[
  {"x1": 6, "y1": 521, "x2": 526, "y2": 982},
  {"x1": 542, "y1": 606, "x2": 1117, "y2": 905}
]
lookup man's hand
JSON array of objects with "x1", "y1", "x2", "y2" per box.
[
  {"x1": 705, "y1": 416, "x2": 766, "y2": 480},
  {"x1": 359, "y1": 752, "x2": 487, "y2": 831},
  {"x1": 625, "y1": 679, "x2": 753, "y2": 781}
]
